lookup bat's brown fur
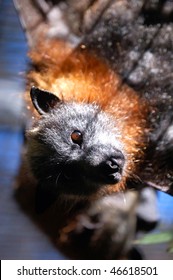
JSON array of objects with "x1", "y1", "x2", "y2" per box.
[{"x1": 26, "y1": 39, "x2": 149, "y2": 194}]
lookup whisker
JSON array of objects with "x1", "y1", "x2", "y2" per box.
[
  {"x1": 120, "y1": 189, "x2": 127, "y2": 205},
  {"x1": 55, "y1": 171, "x2": 62, "y2": 186}
]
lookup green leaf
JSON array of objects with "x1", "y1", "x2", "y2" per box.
[
  {"x1": 168, "y1": 242, "x2": 173, "y2": 253},
  {"x1": 134, "y1": 231, "x2": 173, "y2": 245},
  {"x1": 168, "y1": 247, "x2": 173, "y2": 253}
]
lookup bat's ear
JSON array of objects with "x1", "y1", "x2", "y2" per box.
[{"x1": 30, "y1": 86, "x2": 61, "y2": 115}]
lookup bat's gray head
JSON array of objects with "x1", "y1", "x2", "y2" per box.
[{"x1": 27, "y1": 87, "x2": 126, "y2": 211}]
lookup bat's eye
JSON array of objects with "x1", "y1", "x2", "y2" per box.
[{"x1": 71, "y1": 130, "x2": 83, "y2": 145}]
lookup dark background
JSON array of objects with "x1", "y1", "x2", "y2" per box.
[{"x1": 0, "y1": 0, "x2": 173, "y2": 259}]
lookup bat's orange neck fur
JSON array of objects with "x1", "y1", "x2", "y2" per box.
[{"x1": 27, "y1": 39, "x2": 148, "y2": 194}]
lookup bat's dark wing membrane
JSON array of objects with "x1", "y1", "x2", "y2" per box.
[
  {"x1": 13, "y1": 0, "x2": 110, "y2": 47},
  {"x1": 13, "y1": 0, "x2": 81, "y2": 47},
  {"x1": 14, "y1": 0, "x2": 173, "y2": 195}
]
